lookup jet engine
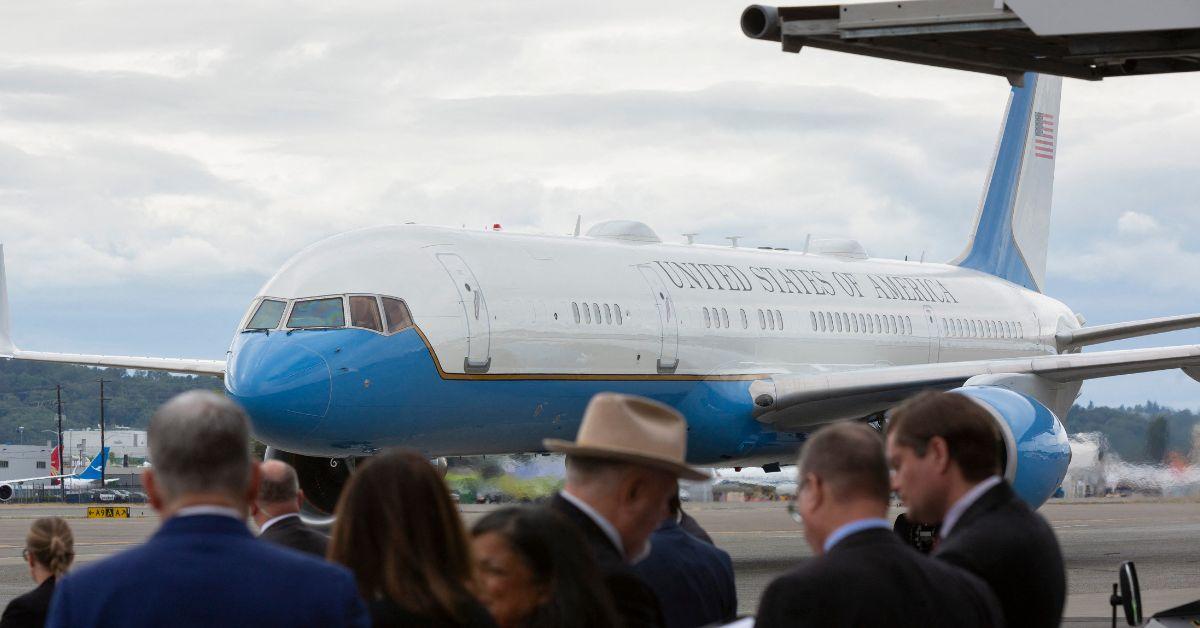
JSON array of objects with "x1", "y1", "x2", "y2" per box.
[
  {"x1": 0, "y1": 484, "x2": 14, "y2": 502},
  {"x1": 950, "y1": 384, "x2": 1072, "y2": 508},
  {"x1": 740, "y1": 5, "x2": 780, "y2": 40}
]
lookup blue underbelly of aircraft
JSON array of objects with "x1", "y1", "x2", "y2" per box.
[{"x1": 225, "y1": 328, "x2": 801, "y2": 464}]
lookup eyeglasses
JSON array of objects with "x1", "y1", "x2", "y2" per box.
[
  {"x1": 786, "y1": 502, "x2": 802, "y2": 525},
  {"x1": 20, "y1": 548, "x2": 29, "y2": 561}
]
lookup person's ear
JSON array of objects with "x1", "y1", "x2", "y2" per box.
[
  {"x1": 295, "y1": 489, "x2": 306, "y2": 512},
  {"x1": 142, "y1": 470, "x2": 164, "y2": 512},
  {"x1": 928, "y1": 436, "x2": 952, "y2": 474},
  {"x1": 802, "y1": 472, "x2": 823, "y2": 511}
]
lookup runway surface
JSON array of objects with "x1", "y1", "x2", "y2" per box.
[{"x1": 0, "y1": 499, "x2": 1195, "y2": 625}]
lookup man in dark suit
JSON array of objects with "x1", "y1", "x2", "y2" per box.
[
  {"x1": 544, "y1": 393, "x2": 711, "y2": 628},
  {"x1": 634, "y1": 495, "x2": 736, "y2": 628},
  {"x1": 887, "y1": 390, "x2": 1066, "y2": 628},
  {"x1": 46, "y1": 391, "x2": 368, "y2": 628},
  {"x1": 757, "y1": 423, "x2": 1003, "y2": 628},
  {"x1": 252, "y1": 459, "x2": 329, "y2": 558}
]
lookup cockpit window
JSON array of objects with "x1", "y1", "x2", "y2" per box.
[
  {"x1": 381, "y1": 297, "x2": 413, "y2": 334},
  {"x1": 350, "y1": 296, "x2": 383, "y2": 332},
  {"x1": 246, "y1": 299, "x2": 286, "y2": 330},
  {"x1": 287, "y1": 297, "x2": 346, "y2": 328}
]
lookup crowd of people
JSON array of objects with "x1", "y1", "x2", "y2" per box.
[{"x1": 0, "y1": 388, "x2": 1066, "y2": 627}]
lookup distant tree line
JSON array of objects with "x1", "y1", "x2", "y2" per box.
[
  {"x1": 1066, "y1": 401, "x2": 1197, "y2": 464},
  {"x1": 0, "y1": 361, "x2": 221, "y2": 445}
]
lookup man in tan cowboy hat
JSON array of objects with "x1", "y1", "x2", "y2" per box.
[{"x1": 544, "y1": 392, "x2": 707, "y2": 628}]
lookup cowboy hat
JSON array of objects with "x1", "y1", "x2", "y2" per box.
[{"x1": 544, "y1": 393, "x2": 708, "y2": 481}]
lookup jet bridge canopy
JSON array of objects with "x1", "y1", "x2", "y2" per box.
[{"x1": 741, "y1": 0, "x2": 1200, "y2": 84}]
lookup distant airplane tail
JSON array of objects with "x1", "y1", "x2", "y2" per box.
[
  {"x1": 75, "y1": 447, "x2": 109, "y2": 481},
  {"x1": 50, "y1": 446, "x2": 61, "y2": 486},
  {"x1": 953, "y1": 72, "x2": 1062, "y2": 293}
]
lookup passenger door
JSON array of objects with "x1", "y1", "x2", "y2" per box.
[
  {"x1": 437, "y1": 253, "x2": 492, "y2": 373},
  {"x1": 923, "y1": 305, "x2": 941, "y2": 363},
  {"x1": 637, "y1": 264, "x2": 679, "y2": 373}
]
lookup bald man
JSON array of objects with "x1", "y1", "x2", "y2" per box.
[{"x1": 252, "y1": 460, "x2": 329, "y2": 558}]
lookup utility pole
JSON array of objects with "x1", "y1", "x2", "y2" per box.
[
  {"x1": 98, "y1": 379, "x2": 109, "y2": 486},
  {"x1": 56, "y1": 385, "x2": 65, "y2": 503}
]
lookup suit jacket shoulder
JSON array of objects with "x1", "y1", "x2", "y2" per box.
[
  {"x1": 757, "y1": 528, "x2": 1003, "y2": 628},
  {"x1": 260, "y1": 515, "x2": 330, "y2": 558},
  {"x1": 547, "y1": 496, "x2": 664, "y2": 628},
  {"x1": 0, "y1": 577, "x2": 55, "y2": 628},
  {"x1": 47, "y1": 515, "x2": 368, "y2": 628},
  {"x1": 936, "y1": 481, "x2": 1065, "y2": 628}
]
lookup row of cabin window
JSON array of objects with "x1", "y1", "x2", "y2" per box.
[
  {"x1": 572, "y1": 302, "x2": 624, "y2": 326},
  {"x1": 942, "y1": 317, "x2": 1023, "y2": 340},
  {"x1": 701, "y1": 307, "x2": 785, "y2": 331},
  {"x1": 812, "y1": 311, "x2": 913, "y2": 336}
]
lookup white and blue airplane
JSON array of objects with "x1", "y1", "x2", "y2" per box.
[
  {"x1": 0, "y1": 447, "x2": 114, "y2": 501},
  {"x1": 1, "y1": 72, "x2": 1199, "y2": 520}
]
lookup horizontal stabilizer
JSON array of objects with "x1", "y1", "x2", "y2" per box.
[
  {"x1": 1056, "y1": 313, "x2": 1200, "y2": 351},
  {"x1": 751, "y1": 344, "x2": 1200, "y2": 431}
]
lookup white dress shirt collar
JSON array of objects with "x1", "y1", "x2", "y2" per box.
[
  {"x1": 940, "y1": 475, "x2": 1003, "y2": 538},
  {"x1": 174, "y1": 505, "x2": 243, "y2": 520},
  {"x1": 259, "y1": 512, "x2": 300, "y2": 535}
]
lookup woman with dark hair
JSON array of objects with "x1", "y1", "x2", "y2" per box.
[
  {"x1": 471, "y1": 506, "x2": 619, "y2": 628},
  {"x1": 328, "y1": 449, "x2": 495, "y2": 627},
  {"x1": 1, "y1": 517, "x2": 74, "y2": 628}
]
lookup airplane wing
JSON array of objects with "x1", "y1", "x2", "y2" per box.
[
  {"x1": 1, "y1": 472, "x2": 76, "y2": 485},
  {"x1": 751, "y1": 344, "x2": 1200, "y2": 431},
  {"x1": 1056, "y1": 313, "x2": 1200, "y2": 351},
  {"x1": 3, "y1": 349, "x2": 225, "y2": 377},
  {"x1": 0, "y1": 246, "x2": 226, "y2": 377}
]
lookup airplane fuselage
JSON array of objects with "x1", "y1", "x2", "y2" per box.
[{"x1": 224, "y1": 223, "x2": 1078, "y2": 466}]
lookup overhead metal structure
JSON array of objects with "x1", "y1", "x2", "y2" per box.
[{"x1": 741, "y1": 0, "x2": 1200, "y2": 84}]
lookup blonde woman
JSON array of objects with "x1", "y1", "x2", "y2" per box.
[{"x1": 1, "y1": 517, "x2": 74, "y2": 628}]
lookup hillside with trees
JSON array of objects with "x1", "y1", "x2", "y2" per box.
[
  {"x1": 0, "y1": 361, "x2": 221, "y2": 445},
  {"x1": 1065, "y1": 401, "x2": 1197, "y2": 463}
]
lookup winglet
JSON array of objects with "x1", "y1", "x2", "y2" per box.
[{"x1": 0, "y1": 245, "x2": 14, "y2": 357}]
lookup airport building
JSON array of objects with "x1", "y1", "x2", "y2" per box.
[
  {"x1": 0, "y1": 445, "x2": 54, "y2": 482},
  {"x1": 61, "y1": 428, "x2": 148, "y2": 467}
]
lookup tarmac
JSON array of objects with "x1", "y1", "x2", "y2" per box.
[{"x1": 0, "y1": 499, "x2": 1195, "y2": 626}]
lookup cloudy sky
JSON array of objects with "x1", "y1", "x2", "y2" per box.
[{"x1": 2, "y1": 1, "x2": 1199, "y2": 408}]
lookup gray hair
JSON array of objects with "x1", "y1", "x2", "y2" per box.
[
  {"x1": 797, "y1": 423, "x2": 890, "y2": 503},
  {"x1": 148, "y1": 391, "x2": 253, "y2": 503},
  {"x1": 257, "y1": 460, "x2": 300, "y2": 505}
]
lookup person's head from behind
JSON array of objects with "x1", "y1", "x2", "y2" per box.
[
  {"x1": 563, "y1": 455, "x2": 677, "y2": 558},
  {"x1": 24, "y1": 517, "x2": 73, "y2": 583},
  {"x1": 471, "y1": 506, "x2": 618, "y2": 628},
  {"x1": 793, "y1": 422, "x2": 891, "y2": 554},
  {"x1": 144, "y1": 390, "x2": 258, "y2": 518},
  {"x1": 328, "y1": 448, "x2": 474, "y2": 622},
  {"x1": 251, "y1": 460, "x2": 302, "y2": 525},
  {"x1": 886, "y1": 391, "x2": 1004, "y2": 525}
]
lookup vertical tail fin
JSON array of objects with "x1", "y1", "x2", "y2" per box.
[
  {"x1": 953, "y1": 72, "x2": 1062, "y2": 292},
  {"x1": 76, "y1": 447, "x2": 109, "y2": 480},
  {"x1": 50, "y1": 446, "x2": 61, "y2": 486},
  {"x1": 0, "y1": 245, "x2": 13, "y2": 356}
]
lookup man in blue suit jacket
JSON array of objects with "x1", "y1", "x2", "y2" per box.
[
  {"x1": 46, "y1": 391, "x2": 369, "y2": 628},
  {"x1": 634, "y1": 496, "x2": 737, "y2": 628}
]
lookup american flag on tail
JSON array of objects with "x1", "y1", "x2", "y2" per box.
[{"x1": 1033, "y1": 112, "x2": 1055, "y2": 160}]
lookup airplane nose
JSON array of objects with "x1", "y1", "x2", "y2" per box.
[{"x1": 226, "y1": 335, "x2": 332, "y2": 446}]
